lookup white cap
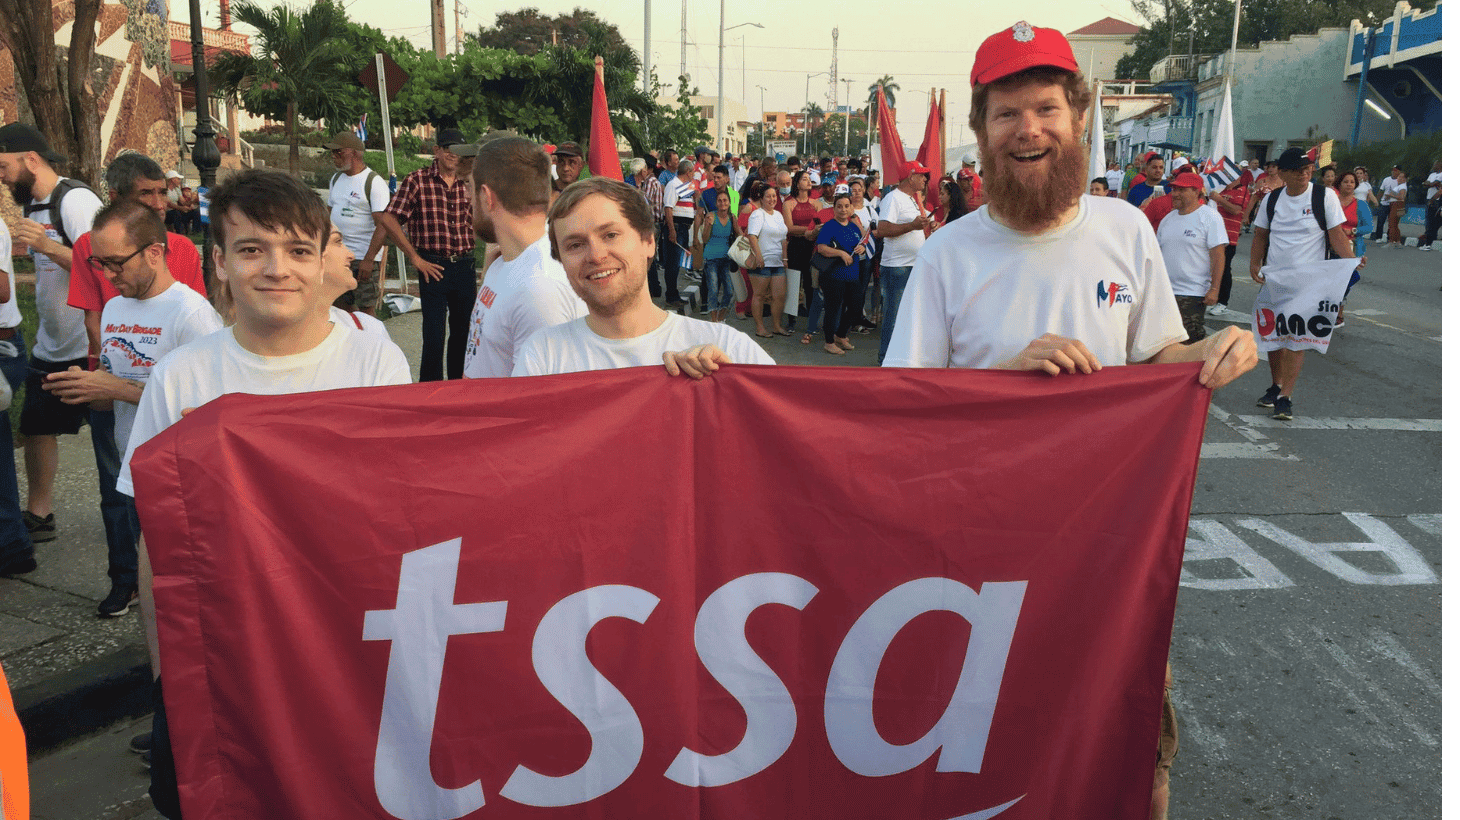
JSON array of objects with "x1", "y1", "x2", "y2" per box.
[
  {"x1": 961, "y1": 149, "x2": 979, "y2": 166},
  {"x1": 164, "y1": 169, "x2": 183, "y2": 179}
]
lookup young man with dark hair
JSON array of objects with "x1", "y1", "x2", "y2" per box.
[
  {"x1": 371, "y1": 127, "x2": 475, "y2": 381},
  {"x1": 0, "y1": 122, "x2": 103, "y2": 547},
  {"x1": 44, "y1": 201, "x2": 221, "y2": 615},
  {"x1": 455, "y1": 136, "x2": 585, "y2": 379},
  {"x1": 1089, "y1": 177, "x2": 1109, "y2": 196},
  {"x1": 883, "y1": 24, "x2": 1256, "y2": 819},
  {"x1": 513, "y1": 177, "x2": 773, "y2": 376},
  {"x1": 117, "y1": 168, "x2": 410, "y2": 819}
]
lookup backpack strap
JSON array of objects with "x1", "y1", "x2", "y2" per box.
[
  {"x1": 349, "y1": 311, "x2": 365, "y2": 330},
  {"x1": 1311, "y1": 182, "x2": 1333, "y2": 258},
  {"x1": 364, "y1": 170, "x2": 379, "y2": 204},
  {"x1": 23, "y1": 178, "x2": 89, "y2": 248}
]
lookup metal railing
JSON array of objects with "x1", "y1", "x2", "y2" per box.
[
  {"x1": 1148, "y1": 54, "x2": 1199, "y2": 85},
  {"x1": 167, "y1": 20, "x2": 250, "y2": 53}
]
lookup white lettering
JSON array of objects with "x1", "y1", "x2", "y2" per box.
[
  {"x1": 665, "y1": 573, "x2": 818, "y2": 787},
  {"x1": 1237, "y1": 513, "x2": 1437, "y2": 585},
  {"x1": 362, "y1": 539, "x2": 506, "y2": 820},
  {"x1": 1179, "y1": 520, "x2": 1294, "y2": 591},
  {"x1": 499, "y1": 585, "x2": 659, "y2": 807},
  {"x1": 824, "y1": 578, "x2": 1026, "y2": 777}
]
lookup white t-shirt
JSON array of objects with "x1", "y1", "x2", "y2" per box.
[
  {"x1": 663, "y1": 178, "x2": 695, "y2": 219},
  {"x1": 1425, "y1": 172, "x2": 1441, "y2": 200},
  {"x1": 462, "y1": 235, "x2": 585, "y2": 379},
  {"x1": 852, "y1": 202, "x2": 877, "y2": 255},
  {"x1": 746, "y1": 208, "x2": 788, "y2": 267},
  {"x1": 329, "y1": 305, "x2": 390, "y2": 338},
  {"x1": 327, "y1": 168, "x2": 389, "y2": 260},
  {"x1": 1354, "y1": 180, "x2": 1373, "y2": 203},
  {"x1": 1252, "y1": 182, "x2": 1346, "y2": 267},
  {"x1": 513, "y1": 312, "x2": 775, "y2": 376},
  {"x1": 117, "y1": 322, "x2": 411, "y2": 495},
  {"x1": 728, "y1": 167, "x2": 749, "y2": 192},
  {"x1": 28, "y1": 180, "x2": 102, "y2": 362},
  {"x1": 883, "y1": 196, "x2": 1186, "y2": 369},
  {"x1": 99, "y1": 282, "x2": 223, "y2": 454},
  {"x1": 0, "y1": 221, "x2": 20, "y2": 329},
  {"x1": 1378, "y1": 175, "x2": 1401, "y2": 202},
  {"x1": 1156, "y1": 206, "x2": 1229, "y2": 297},
  {"x1": 879, "y1": 188, "x2": 926, "y2": 267}
]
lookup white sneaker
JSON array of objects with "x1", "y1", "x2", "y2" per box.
[{"x1": 1207, "y1": 304, "x2": 1230, "y2": 317}]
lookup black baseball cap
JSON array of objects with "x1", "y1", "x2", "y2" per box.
[
  {"x1": 435, "y1": 128, "x2": 466, "y2": 149},
  {"x1": 1275, "y1": 146, "x2": 1313, "y2": 171},
  {"x1": 0, "y1": 123, "x2": 65, "y2": 166}
]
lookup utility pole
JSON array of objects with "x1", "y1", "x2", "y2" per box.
[
  {"x1": 716, "y1": 0, "x2": 725, "y2": 153},
  {"x1": 841, "y1": 78, "x2": 854, "y2": 156},
  {"x1": 430, "y1": 0, "x2": 446, "y2": 58},
  {"x1": 454, "y1": 0, "x2": 462, "y2": 53},
  {"x1": 828, "y1": 28, "x2": 839, "y2": 112},
  {"x1": 643, "y1": 0, "x2": 651, "y2": 95},
  {"x1": 680, "y1": 0, "x2": 687, "y2": 80}
]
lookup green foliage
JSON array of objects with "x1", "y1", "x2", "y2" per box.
[
  {"x1": 1116, "y1": 0, "x2": 1438, "y2": 79},
  {"x1": 1335, "y1": 132, "x2": 1442, "y2": 204},
  {"x1": 745, "y1": 128, "x2": 766, "y2": 158},
  {"x1": 475, "y1": 8, "x2": 631, "y2": 56},
  {"x1": 210, "y1": 1, "x2": 355, "y2": 129},
  {"x1": 361, "y1": 149, "x2": 432, "y2": 181},
  {"x1": 803, "y1": 114, "x2": 868, "y2": 158},
  {"x1": 651, "y1": 74, "x2": 712, "y2": 157}
]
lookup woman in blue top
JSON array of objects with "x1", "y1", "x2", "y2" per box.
[
  {"x1": 813, "y1": 193, "x2": 866, "y2": 355},
  {"x1": 699, "y1": 189, "x2": 741, "y2": 323}
]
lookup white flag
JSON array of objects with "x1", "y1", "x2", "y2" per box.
[
  {"x1": 1087, "y1": 81, "x2": 1106, "y2": 186},
  {"x1": 1252, "y1": 258, "x2": 1362, "y2": 353}
]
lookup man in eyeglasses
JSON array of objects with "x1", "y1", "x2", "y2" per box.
[
  {"x1": 324, "y1": 131, "x2": 388, "y2": 315},
  {"x1": 59, "y1": 152, "x2": 208, "y2": 616},
  {"x1": 44, "y1": 201, "x2": 221, "y2": 613}
]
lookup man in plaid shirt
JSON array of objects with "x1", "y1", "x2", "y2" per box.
[
  {"x1": 371, "y1": 127, "x2": 475, "y2": 381},
  {"x1": 631, "y1": 156, "x2": 665, "y2": 299}
]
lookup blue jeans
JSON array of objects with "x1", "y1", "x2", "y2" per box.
[
  {"x1": 0, "y1": 332, "x2": 30, "y2": 566},
  {"x1": 418, "y1": 253, "x2": 477, "y2": 381},
  {"x1": 804, "y1": 272, "x2": 824, "y2": 337},
  {"x1": 91, "y1": 407, "x2": 140, "y2": 587},
  {"x1": 704, "y1": 256, "x2": 735, "y2": 311},
  {"x1": 878, "y1": 265, "x2": 913, "y2": 364}
]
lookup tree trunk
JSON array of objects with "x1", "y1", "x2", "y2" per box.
[
  {"x1": 0, "y1": 0, "x2": 102, "y2": 184},
  {"x1": 67, "y1": 0, "x2": 102, "y2": 187},
  {"x1": 287, "y1": 100, "x2": 300, "y2": 175}
]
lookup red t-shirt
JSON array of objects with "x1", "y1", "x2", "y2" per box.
[
  {"x1": 1216, "y1": 186, "x2": 1250, "y2": 244},
  {"x1": 1143, "y1": 194, "x2": 1175, "y2": 232},
  {"x1": 68, "y1": 231, "x2": 207, "y2": 312}
]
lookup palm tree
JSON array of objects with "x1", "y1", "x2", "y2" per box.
[
  {"x1": 211, "y1": 0, "x2": 353, "y2": 175},
  {"x1": 867, "y1": 75, "x2": 898, "y2": 144}
]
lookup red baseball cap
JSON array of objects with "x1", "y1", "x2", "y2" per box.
[
  {"x1": 970, "y1": 21, "x2": 1080, "y2": 86},
  {"x1": 1141, "y1": 151, "x2": 1162, "y2": 164},
  {"x1": 1169, "y1": 171, "x2": 1204, "y2": 189},
  {"x1": 903, "y1": 160, "x2": 933, "y2": 176}
]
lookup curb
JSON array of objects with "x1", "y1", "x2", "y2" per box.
[{"x1": 14, "y1": 645, "x2": 152, "y2": 757}]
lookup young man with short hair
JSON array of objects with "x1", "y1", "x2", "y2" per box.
[
  {"x1": 117, "y1": 168, "x2": 410, "y2": 819},
  {"x1": 44, "y1": 201, "x2": 222, "y2": 615},
  {"x1": 1089, "y1": 177, "x2": 1109, "y2": 196},
  {"x1": 457, "y1": 136, "x2": 585, "y2": 379},
  {"x1": 514, "y1": 177, "x2": 773, "y2": 376}
]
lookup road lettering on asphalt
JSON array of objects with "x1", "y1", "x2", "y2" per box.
[{"x1": 1180, "y1": 513, "x2": 1438, "y2": 590}]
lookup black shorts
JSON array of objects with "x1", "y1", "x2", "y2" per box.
[{"x1": 20, "y1": 356, "x2": 89, "y2": 436}]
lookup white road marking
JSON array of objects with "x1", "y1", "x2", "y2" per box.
[
  {"x1": 1206, "y1": 404, "x2": 1298, "y2": 460},
  {"x1": 1236, "y1": 513, "x2": 1438, "y2": 586},
  {"x1": 1235, "y1": 415, "x2": 1440, "y2": 431},
  {"x1": 1275, "y1": 631, "x2": 1398, "y2": 751},
  {"x1": 1310, "y1": 625, "x2": 1437, "y2": 747},
  {"x1": 1345, "y1": 309, "x2": 1387, "y2": 316},
  {"x1": 1406, "y1": 514, "x2": 1441, "y2": 536},
  {"x1": 1367, "y1": 631, "x2": 1441, "y2": 698}
]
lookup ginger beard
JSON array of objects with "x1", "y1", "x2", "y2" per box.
[{"x1": 978, "y1": 117, "x2": 1087, "y2": 230}]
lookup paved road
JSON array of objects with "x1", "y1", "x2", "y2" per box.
[{"x1": 27, "y1": 235, "x2": 1441, "y2": 818}]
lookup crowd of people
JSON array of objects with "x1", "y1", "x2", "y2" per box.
[{"x1": 0, "y1": 12, "x2": 1436, "y2": 819}]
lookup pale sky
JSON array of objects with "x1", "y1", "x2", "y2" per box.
[{"x1": 186, "y1": 0, "x2": 1148, "y2": 147}]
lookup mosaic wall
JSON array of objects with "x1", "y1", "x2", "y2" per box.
[{"x1": 2, "y1": 0, "x2": 180, "y2": 217}]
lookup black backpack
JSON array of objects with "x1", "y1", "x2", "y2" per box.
[
  {"x1": 1263, "y1": 183, "x2": 1334, "y2": 261},
  {"x1": 22, "y1": 177, "x2": 92, "y2": 248}
]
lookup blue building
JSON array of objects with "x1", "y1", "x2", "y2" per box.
[{"x1": 1346, "y1": 1, "x2": 1442, "y2": 137}]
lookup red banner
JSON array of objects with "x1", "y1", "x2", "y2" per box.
[
  {"x1": 133, "y1": 363, "x2": 1210, "y2": 820},
  {"x1": 876, "y1": 85, "x2": 908, "y2": 187}
]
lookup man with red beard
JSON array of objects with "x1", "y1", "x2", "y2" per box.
[{"x1": 881, "y1": 22, "x2": 1257, "y2": 819}]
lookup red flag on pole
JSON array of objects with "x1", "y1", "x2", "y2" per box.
[
  {"x1": 875, "y1": 85, "x2": 907, "y2": 187},
  {"x1": 915, "y1": 88, "x2": 945, "y2": 213},
  {"x1": 588, "y1": 55, "x2": 620, "y2": 178}
]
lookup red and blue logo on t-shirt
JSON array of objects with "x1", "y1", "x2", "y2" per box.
[{"x1": 1096, "y1": 280, "x2": 1133, "y2": 307}]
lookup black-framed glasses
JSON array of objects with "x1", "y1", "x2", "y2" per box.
[{"x1": 86, "y1": 244, "x2": 157, "y2": 273}]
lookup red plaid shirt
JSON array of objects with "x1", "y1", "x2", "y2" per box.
[{"x1": 384, "y1": 159, "x2": 473, "y2": 256}]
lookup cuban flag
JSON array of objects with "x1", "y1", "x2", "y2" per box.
[
  {"x1": 1204, "y1": 156, "x2": 1241, "y2": 191},
  {"x1": 354, "y1": 114, "x2": 368, "y2": 144}
]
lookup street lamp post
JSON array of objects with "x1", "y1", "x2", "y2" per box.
[
  {"x1": 840, "y1": 77, "x2": 855, "y2": 157},
  {"x1": 805, "y1": 71, "x2": 828, "y2": 156},
  {"x1": 755, "y1": 83, "x2": 767, "y2": 155},
  {"x1": 719, "y1": 19, "x2": 763, "y2": 154},
  {"x1": 188, "y1": 0, "x2": 220, "y2": 293}
]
